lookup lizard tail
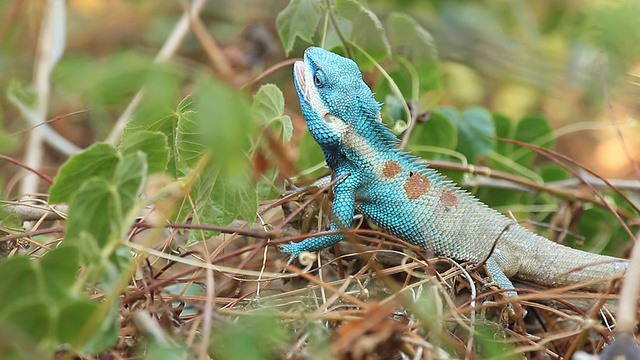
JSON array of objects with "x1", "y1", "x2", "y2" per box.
[{"x1": 514, "y1": 235, "x2": 628, "y2": 291}]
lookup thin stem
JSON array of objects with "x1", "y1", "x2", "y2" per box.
[
  {"x1": 325, "y1": 0, "x2": 351, "y2": 57},
  {"x1": 319, "y1": 7, "x2": 330, "y2": 48}
]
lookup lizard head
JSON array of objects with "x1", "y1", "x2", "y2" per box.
[{"x1": 293, "y1": 47, "x2": 380, "y2": 148}]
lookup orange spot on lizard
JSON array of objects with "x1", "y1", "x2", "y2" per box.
[
  {"x1": 440, "y1": 190, "x2": 458, "y2": 208},
  {"x1": 382, "y1": 160, "x2": 402, "y2": 178},
  {"x1": 403, "y1": 172, "x2": 431, "y2": 199}
]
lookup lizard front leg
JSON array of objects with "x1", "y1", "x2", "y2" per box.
[{"x1": 280, "y1": 169, "x2": 360, "y2": 263}]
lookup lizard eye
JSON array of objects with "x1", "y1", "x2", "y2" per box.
[{"x1": 313, "y1": 72, "x2": 325, "y2": 88}]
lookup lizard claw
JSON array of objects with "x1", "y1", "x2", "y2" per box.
[
  {"x1": 481, "y1": 281, "x2": 517, "y2": 297},
  {"x1": 279, "y1": 242, "x2": 303, "y2": 264},
  {"x1": 280, "y1": 242, "x2": 318, "y2": 266}
]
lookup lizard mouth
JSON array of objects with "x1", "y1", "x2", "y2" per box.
[{"x1": 294, "y1": 61, "x2": 310, "y2": 103}]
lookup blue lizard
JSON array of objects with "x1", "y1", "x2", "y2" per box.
[{"x1": 281, "y1": 47, "x2": 628, "y2": 294}]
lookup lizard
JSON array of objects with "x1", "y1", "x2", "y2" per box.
[{"x1": 280, "y1": 46, "x2": 629, "y2": 295}]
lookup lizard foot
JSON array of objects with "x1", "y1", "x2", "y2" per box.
[
  {"x1": 279, "y1": 242, "x2": 302, "y2": 264},
  {"x1": 481, "y1": 280, "x2": 518, "y2": 297},
  {"x1": 279, "y1": 242, "x2": 318, "y2": 266}
]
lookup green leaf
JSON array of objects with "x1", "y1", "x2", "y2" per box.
[
  {"x1": 39, "y1": 246, "x2": 81, "y2": 301},
  {"x1": 196, "y1": 80, "x2": 256, "y2": 180},
  {"x1": 57, "y1": 299, "x2": 119, "y2": 353},
  {"x1": 382, "y1": 93, "x2": 407, "y2": 125},
  {"x1": 281, "y1": 119, "x2": 293, "y2": 143},
  {"x1": 475, "y1": 186, "x2": 520, "y2": 209},
  {"x1": 252, "y1": 84, "x2": 285, "y2": 123},
  {"x1": 123, "y1": 88, "x2": 186, "y2": 178},
  {"x1": 132, "y1": 63, "x2": 182, "y2": 132},
  {"x1": 57, "y1": 300, "x2": 100, "y2": 344},
  {"x1": 387, "y1": 13, "x2": 440, "y2": 94},
  {"x1": 176, "y1": 166, "x2": 217, "y2": 241},
  {"x1": 112, "y1": 151, "x2": 147, "y2": 217},
  {"x1": 175, "y1": 96, "x2": 201, "y2": 168},
  {"x1": 119, "y1": 131, "x2": 169, "y2": 174},
  {"x1": 575, "y1": 207, "x2": 617, "y2": 254},
  {"x1": 64, "y1": 178, "x2": 119, "y2": 248},
  {"x1": 376, "y1": 70, "x2": 412, "y2": 118},
  {"x1": 408, "y1": 110, "x2": 457, "y2": 156},
  {"x1": 80, "y1": 52, "x2": 149, "y2": 107},
  {"x1": 177, "y1": 80, "x2": 255, "y2": 179},
  {"x1": 49, "y1": 143, "x2": 119, "y2": 203},
  {"x1": 0, "y1": 245, "x2": 116, "y2": 357},
  {"x1": 0, "y1": 256, "x2": 39, "y2": 309},
  {"x1": 323, "y1": 16, "x2": 353, "y2": 51},
  {"x1": 3, "y1": 300, "x2": 52, "y2": 342},
  {"x1": 180, "y1": 166, "x2": 258, "y2": 243},
  {"x1": 210, "y1": 176, "x2": 258, "y2": 230},
  {"x1": 166, "y1": 96, "x2": 196, "y2": 178},
  {"x1": 171, "y1": 80, "x2": 258, "y2": 241},
  {"x1": 335, "y1": 0, "x2": 391, "y2": 69},
  {"x1": 65, "y1": 152, "x2": 146, "y2": 250},
  {"x1": 209, "y1": 310, "x2": 288, "y2": 360},
  {"x1": 0, "y1": 256, "x2": 57, "y2": 356},
  {"x1": 91, "y1": 246, "x2": 133, "y2": 295},
  {"x1": 388, "y1": 13, "x2": 438, "y2": 65},
  {"x1": 252, "y1": 84, "x2": 293, "y2": 142},
  {"x1": 257, "y1": 169, "x2": 281, "y2": 200},
  {"x1": 513, "y1": 115, "x2": 554, "y2": 166},
  {"x1": 540, "y1": 164, "x2": 571, "y2": 182},
  {"x1": 492, "y1": 114, "x2": 514, "y2": 157},
  {"x1": 276, "y1": 0, "x2": 323, "y2": 55},
  {"x1": 0, "y1": 248, "x2": 80, "y2": 346},
  {"x1": 147, "y1": 342, "x2": 193, "y2": 360},
  {"x1": 454, "y1": 107, "x2": 495, "y2": 163},
  {"x1": 490, "y1": 113, "x2": 516, "y2": 173},
  {"x1": 474, "y1": 324, "x2": 518, "y2": 360}
]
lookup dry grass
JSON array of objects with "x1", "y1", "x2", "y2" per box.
[{"x1": 104, "y1": 193, "x2": 628, "y2": 359}]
